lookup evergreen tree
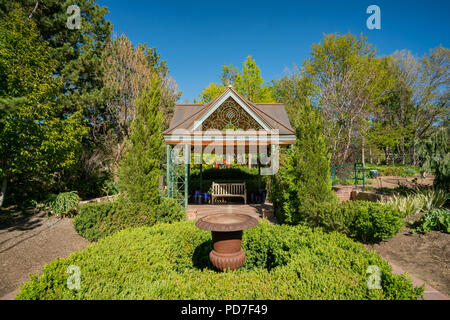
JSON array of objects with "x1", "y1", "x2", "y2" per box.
[
  {"x1": 118, "y1": 77, "x2": 164, "y2": 208},
  {"x1": 0, "y1": 0, "x2": 112, "y2": 118},
  {"x1": 416, "y1": 127, "x2": 449, "y2": 190},
  {"x1": 272, "y1": 101, "x2": 337, "y2": 225}
]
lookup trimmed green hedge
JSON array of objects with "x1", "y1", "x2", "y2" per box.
[
  {"x1": 73, "y1": 201, "x2": 115, "y2": 241},
  {"x1": 274, "y1": 196, "x2": 404, "y2": 243},
  {"x1": 188, "y1": 167, "x2": 268, "y2": 196},
  {"x1": 189, "y1": 178, "x2": 267, "y2": 196},
  {"x1": 338, "y1": 201, "x2": 404, "y2": 243},
  {"x1": 17, "y1": 221, "x2": 423, "y2": 300},
  {"x1": 73, "y1": 197, "x2": 185, "y2": 241},
  {"x1": 155, "y1": 197, "x2": 186, "y2": 223}
]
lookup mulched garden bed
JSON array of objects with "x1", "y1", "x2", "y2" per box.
[{"x1": 366, "y1": 212, "x2": 449, "y2": 296}]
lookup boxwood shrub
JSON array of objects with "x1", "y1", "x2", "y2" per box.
[
  {"x1": 17, "y1": 221, "x2": 423, "y2": 300},
  {"x1": 155, "y1": 197, "x2": 186, "y2": 223},
  {"x1": 73, "y1": 196, "x2": 186, "y2": 241},
  {"x1": 274, "y1": 197, "x2": 404, "y2": 243},
  {"x1": 338, "y1": 201, "x2": 404, "y2": 243},
  {"x1": 73, "y1": 201, "x2": 115, "y2": 241}
]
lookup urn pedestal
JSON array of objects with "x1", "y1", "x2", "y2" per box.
[{"x1": 196, "y1": 213, "x2": 258, "y2": 270}]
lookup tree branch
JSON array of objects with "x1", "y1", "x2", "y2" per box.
[{"x1": 28, "y1": 0, "x2": 39, "y2": 19}]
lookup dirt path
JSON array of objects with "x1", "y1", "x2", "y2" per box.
[
  {"x1": 0, "y1": 211, "x2": 90, "y2": 299},
  {"x1": 370, "y1": 175, "x2": 434, "y2": 189},
  {"x1": 366, "y1": 215, "x2": 450, "y2": 297}
]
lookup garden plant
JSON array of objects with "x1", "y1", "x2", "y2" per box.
[{"x1": 17, "y1": 221, "x2": 423, "y2": 300}]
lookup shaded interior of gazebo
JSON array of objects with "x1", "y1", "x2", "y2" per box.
[{"x1": 163, "y1": 86, "x2": 296, "y2": 208}]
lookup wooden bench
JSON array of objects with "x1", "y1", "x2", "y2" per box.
[{"x1": 211, "y1": 182, "x2": 247, "y2": 204}]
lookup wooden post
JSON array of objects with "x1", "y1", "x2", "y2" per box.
[
  {"x1": 257, "y1": 153, "x2": 261, "y2": 191},
  {"x1": 271, "y1": 144, "x2": 278, "y2": 209},
  {"x1": 199, "y1": 148, "x2": 203, "y2": 194},
  {"x1": 184, "y1": 144, "x2": 189, "y2": 209},
  {"x1": 271, "y1": 144, "x2": 278, "y2": 176},
  {"x1": 362, "y1": 163, "x2": 365, "y2": 192},
  {"x1": 166, "y1": 144, "x2": 172, "y2": 197}
]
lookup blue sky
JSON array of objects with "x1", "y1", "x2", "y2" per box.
[{"x1": 97, "y1": 0, "x2": 450, "y2": 103}]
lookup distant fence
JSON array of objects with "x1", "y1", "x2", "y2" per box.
[{"x1": 330, "y1": 163, "x2": 365, "y2": 191}]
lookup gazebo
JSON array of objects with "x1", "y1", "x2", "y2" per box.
[{"x1": 163, "y1": 86, "x2": 295, "y2": 208}]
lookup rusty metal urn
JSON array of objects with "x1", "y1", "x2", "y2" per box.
[{"x1": 196, "y1": 214, "x2": 258, "y2": 270}]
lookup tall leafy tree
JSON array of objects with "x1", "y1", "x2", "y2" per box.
[
  {"x1": 0, "y1": 0, "x2": 112, "y2": 129},
  {"x1": 196, "y1": 56, "x2": 275, "y2": 103},
  {"x1": 195, "y1": 83, "x2": 226, "y2": 104},
  {"x1": 0, "y1": 97, "x2": 25, "y2": 121},
  {"x1": 99, "y1": 34, "x2": 179, "y2": 178},
  {"x1": 365, "y1": 53, "x2": 416, "y2": 164},
  {"x1": 304, "y1": 33, "x2": 394, "y2": 164},
  {"x1": 231, "y1": 56, "x2": 275, "y2": 102},
  {"x1": 0, "y1": 1, "x2": 113, "y2": 198},
  {"x1": 0, "y1": 8, "x2": 88, "y2": 207},
  {"x1": 118, "y1": 77, "x2": 164, "y2": 208},
  {"x1": 390, "y1": 48, "x2": 449, "y2": 165},
  {"x1": 366, "y1": 48, "x2": 449, "y2": 166},
  {"x1": 273, "y1": 66, "x2": 314, "y2": 122}
]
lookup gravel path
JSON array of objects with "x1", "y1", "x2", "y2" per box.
[{"x1": 0, "y1": 212, "x2": 90, "y2": 299}]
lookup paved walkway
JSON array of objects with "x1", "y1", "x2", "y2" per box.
[
  {"x1": 0, "y1": 213, "x2": 90, "y2": 299},
  {"x1": 389, "y1": 262, "x2": 449, "y2": 300}
]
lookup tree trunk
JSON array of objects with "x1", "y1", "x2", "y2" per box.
[
  {"x1": 412, "y1": 131, "x2": 418, "y2": 166},
  {"x1": 28, "y1": 0, "x2": 39, "y2": 19},
  {"x1": 113, "y1": 140, "x2": 127, "y2": 181},
  {"x1": 361, "y1": 137, "x2": 365, "y2": 165},
  {"x1": 342, "y1": 124, "x2": 353, "y2": 163},
  {"x1": 0, "y1": 177, "x2": 7, "y2": 208},
  {"x1": 369, "y1": 147, "x2": 373, "y2": 164},
  {"x1": 401, "y1": 143, "x2": 406, "y2": 165},
  {"x1": 385, "y1": 147, "x2": 389, "y2": 164}
]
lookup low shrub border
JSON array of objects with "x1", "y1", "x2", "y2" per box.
[
  {"x1": 17, "y1": 221, "x2": 423, "y2": 300},
  {"x1": 73, "y1": 201, "x2": 116, "y2": 241},
  {"x1": 338, "y1": 201, "x2": 404, "y2": 243},
  {"x1": 274, "y1": 196, "x2": 404, "y2": 244},
  {"x1": 73, "y1": 196, "x2": 185, "y2": 241}
]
